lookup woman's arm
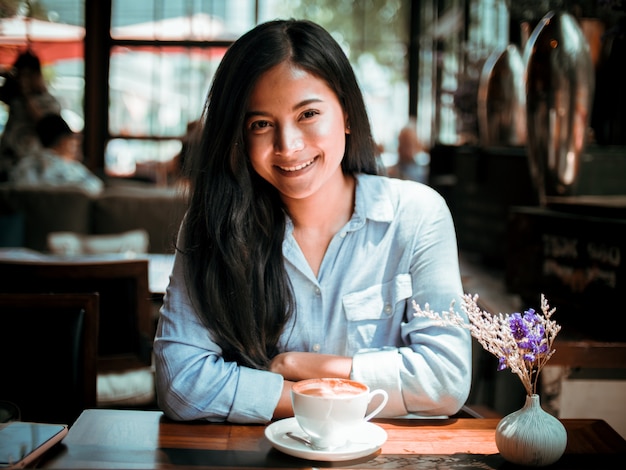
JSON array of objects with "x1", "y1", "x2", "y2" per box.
[
  {"x1": 269, "y1": 351, "x2": 352, "y2": 381},
  {"x1": 153, "y1": 251, "x2": 284, "y2": 423}
]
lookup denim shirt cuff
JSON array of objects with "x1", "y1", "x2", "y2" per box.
[
  {"x1": 228, "y1": 368, "x2": 283, "y2": 423},
  {"x1": 352, "y1": 348, "x2": 407, "y2": 417}
]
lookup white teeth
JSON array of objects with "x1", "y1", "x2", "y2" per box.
[{"x1": 279, "y1": 158, "x2": 315, "y2": 172}]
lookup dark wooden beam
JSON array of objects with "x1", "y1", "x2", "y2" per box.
[{"x1": 84, "y1": 0, "x2": 111, "y2": 173}]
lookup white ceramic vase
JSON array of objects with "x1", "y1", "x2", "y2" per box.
[{"x1": 495, "y1": 394, "x2": 567, "y2": 467}]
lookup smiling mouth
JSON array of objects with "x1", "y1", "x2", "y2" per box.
[{"x1": 277, "y1": 157, "x2": 316, "y2": 172}]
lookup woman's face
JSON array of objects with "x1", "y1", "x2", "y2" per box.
[{"x1": 244, "y1": 61, "x2": 349, "y2": 201}]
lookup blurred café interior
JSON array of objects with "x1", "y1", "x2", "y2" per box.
[{"x1": 0, "y1": 0, "x2": 625, "y2": 437}]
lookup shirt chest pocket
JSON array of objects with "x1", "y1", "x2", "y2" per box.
[{"x1": 342, "y1": 273, "x2": 413, "y2": 321}]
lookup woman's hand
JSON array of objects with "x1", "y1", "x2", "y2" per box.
[{"x1": 269, "y1": 351, "x2": 352, "y2": 381}]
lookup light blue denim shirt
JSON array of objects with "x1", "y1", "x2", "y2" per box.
[{"x1": 154, "y1": 174, "x2": 471, "y2": 423}]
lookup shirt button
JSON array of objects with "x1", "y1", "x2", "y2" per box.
[
  {"x1": 312, "y1": 344, "x2": 321, "y2": 352},
  {"x1": 384, "y1": 303, "x2": 393, "y2": 315},
  {"x1": 340, "y1": 232, "x2": 347, "y2": 238},
  {"x1": 314, "y1": 287, "x2": 321, "y2": 295}
]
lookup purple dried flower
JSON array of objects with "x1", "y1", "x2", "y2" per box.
[
  {"x1": 524, "y1": 352, "x2": 537, "y2": 362},
  {"x1": 509, "y1": 312, "x2": 527, "y2": 340},
  {"x1": 518, "y1": 330, "x2": 539, "y2": 349},
  {"x1": 513, "y1": 308, "x2": 550, "y2": 366}
]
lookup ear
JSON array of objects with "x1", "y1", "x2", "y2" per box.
[{"x1": 345, "y1": 117, "x2": 351, "y2": 134}]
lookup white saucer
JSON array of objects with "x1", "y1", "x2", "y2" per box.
[{"x1": 264, "y1": 417, "x2": 387, "y2": 461}]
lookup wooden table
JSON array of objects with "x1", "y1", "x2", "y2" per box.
[{"x1": 40, "y1": 409, "x2": 626, "y2": 469}]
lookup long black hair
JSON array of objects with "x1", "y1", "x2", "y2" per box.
[{"x1": 182, "y1": 19, "x2": 378, "y2": 369}]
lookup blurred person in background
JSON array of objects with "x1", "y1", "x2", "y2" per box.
[
  {"x1": 386, "y1": 122, "x2": 430, "y2": 184},
  {"x1": 0, "y1": 50, "x2": 62, "y2": 181},
  {"x1": 9, "y1": 113, "x2": 103, "y2": 195}
]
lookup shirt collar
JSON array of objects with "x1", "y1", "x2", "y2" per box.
[{"x1": 354, "y1": 173, "x2": 394, "y2": 224}]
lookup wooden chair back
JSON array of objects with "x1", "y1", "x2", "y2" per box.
[
  {"x1": 0, "y1": 293, "x2": 98, "y2": 424},
  {"x1": 0, "y1": 258, "x2": 153, "y2": 371}
]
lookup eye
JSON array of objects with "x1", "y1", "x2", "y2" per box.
[
  {"x1": 248, "y1": 119, "x2": 272, "y2": 132},
  {"x1": 301, "y1": 109, "x2": 319, "y2": 120}
]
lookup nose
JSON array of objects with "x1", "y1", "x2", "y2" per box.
[{"x1": 274, "y1": 124, "x2": 304, "y2": 156}]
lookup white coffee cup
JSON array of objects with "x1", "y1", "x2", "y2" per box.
[{"x1": 291, "y1": 378, "x2": 389, "y2": 450}]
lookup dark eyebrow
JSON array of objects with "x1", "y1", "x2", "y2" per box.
[
  {"x1": 294, "y1": 98, "x2": 323, "y2": 110},
  {"x1": 245, "y1": 98, "x2": 324, "y2": 120}
]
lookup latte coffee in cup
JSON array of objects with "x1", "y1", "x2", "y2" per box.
[
  {"x1": 291, "y1": 378, "x2": 388, "y2": 450},
  {"x1": 296, "y1": 378, "x2": 367, "y2": 397}
]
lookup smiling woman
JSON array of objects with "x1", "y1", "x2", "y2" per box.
[{"x1": 153, "y1": 19, "x2": 471, "y2": 426}]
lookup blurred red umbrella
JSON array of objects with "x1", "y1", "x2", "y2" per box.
[{"x1": 0, "y1": 16, "x2": 84, "y2": 68}]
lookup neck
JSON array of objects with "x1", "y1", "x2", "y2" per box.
[
  {"x1": 283, "y1": 172, "x2": 356, "y2": 277},
  {"x1": 285, "y1": 173, "x2": 355, "y2": 234}
]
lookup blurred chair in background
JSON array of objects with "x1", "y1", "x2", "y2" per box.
[{"x1": 0, "y1": 293, "x2": 98, "y2": 424}]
